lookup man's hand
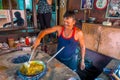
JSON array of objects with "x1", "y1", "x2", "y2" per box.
[
  {"x1": 80, "y1": 61, "x2": 85, "y2": 70},
  {"x1": 32, "y1": 38, "x2": 40, "y2": 50}
]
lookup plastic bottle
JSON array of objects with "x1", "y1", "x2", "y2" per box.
[{"x1": 25, "y1": 37, "x2": 30, "y2": 46}]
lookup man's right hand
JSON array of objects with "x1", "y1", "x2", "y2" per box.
[{"x1": 32, "y1": 38, "x2": 40, "y2": 50}]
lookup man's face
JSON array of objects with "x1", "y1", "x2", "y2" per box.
[{"x1": 63, "y1": 17, "x2": 75, "y2": 28}]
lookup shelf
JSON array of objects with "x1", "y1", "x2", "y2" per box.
[
  {"x1": 0, "y1": 27, "x2": 27, "y2": 32},
  {"x1": 0, "y1": 27, "x2": 40, "y2": 43},
  {"x1": 0, "y1": 26, "x2": 40, "y2": 32}
]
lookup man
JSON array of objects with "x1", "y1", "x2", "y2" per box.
[{"x1": 33, "y1": 11, "x2": 86, "y2": 71}]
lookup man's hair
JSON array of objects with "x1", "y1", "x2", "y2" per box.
[{"x1": 63, "y1": 11, "x2": 76, "y2": 20}]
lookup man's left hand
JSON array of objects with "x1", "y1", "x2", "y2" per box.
[{"x1": 80, "y1": 61, "x2": 85, "y2": 70}]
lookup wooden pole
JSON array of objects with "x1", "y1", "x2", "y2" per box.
[
  {"x1": 8, "y1": 0, "x2": 14, "y2": 27},
  {"x1": 23, "y1": 0, "x2": 27, "y2": 27},
  {"x1": 88, "y1": 9, "x2": 91, "y2": 17},
  {"x1": 59, "y1": 0, "x2": 67, "y2": 25},
  {"x1": 84, "y1": 9, "x2": 87, "y2": 22},
  {"x1": 32, "y1": 0, "x2": 37, "y2": 28}
]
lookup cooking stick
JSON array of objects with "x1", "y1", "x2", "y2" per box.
[
  {"x1": 112, "y1": 73, "x2": 120, "y2": 80},
  {"x1": 24, "y1": 48, "x2": 35, "y2": 67},
  {"x1": 28, "y1": 49, "x2": 35, "y2": 63},
  {"x1": 47, "y1": 46, "x2": 65, "y2": 64}
]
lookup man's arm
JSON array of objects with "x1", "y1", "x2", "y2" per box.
[
  {"x1": 77, "y1": 30, "x2": 86, "y2": 70},
  {"x1": 78, "y1": 31, "x2": 85, "y2": 61},
  {"x1": 33, "y1": 26, "x2": 61, "y2": 49}
]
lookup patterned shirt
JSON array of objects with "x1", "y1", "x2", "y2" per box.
[{"x1": 37, "y1": 0, "x2": 52, "y2": 13}]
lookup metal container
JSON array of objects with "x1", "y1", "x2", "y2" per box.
[
  {"x1": 17, "y1": 60, "x2": 47, "y2": 80},
  {"x1": 88, "y1": 17, "x2": 96, "y2": 23}
]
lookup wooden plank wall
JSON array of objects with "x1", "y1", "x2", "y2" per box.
[
  {"x1": 82, "y1": 23, "x2": 120, "y2": 60},
  {"x1": 2, "y1": 0, "x2": 17, "y2": 9}
]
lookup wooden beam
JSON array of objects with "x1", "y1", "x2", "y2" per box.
[
  {"x1": 23, "y1": 0, "x2": 27, "y2": 27},
  {"x1": 59, "y1": 0, "x2": 67, "y2": 25},
  {"x1": 32, "y1": 0, "x2": 37, "y2": 28},
  {"x1": 8, "y1": 0, "x2": 14, "y2": 27}
]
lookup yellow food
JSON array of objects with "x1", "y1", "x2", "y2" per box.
[{"x1": 20, "y1": 62, "x2": 44, "y2": 76}]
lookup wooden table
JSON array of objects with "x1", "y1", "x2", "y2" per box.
[
  {"x1": 0, "y1": 50, "x2": 81, "y2": 80},
  {"x1": 97, "y1": 59, "x2": 120, "y2": 80}
]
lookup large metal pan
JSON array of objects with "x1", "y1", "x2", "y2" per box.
[
  {"x1": 17, "y1": 47, "x2": 65, "y2": 79},
  {"x1": 17, "y1": 60, "x2": 47, "y2": 79}
]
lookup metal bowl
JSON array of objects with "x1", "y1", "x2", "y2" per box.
[
  {"x1": 20, "y1": 61, "x2": 46, "y2": 76},
  {"x1": 88, "y1": 17, "x2": 96, "y2": 23},
  {"x1": 17, "y1": 61, "x2": 47, "y2": 79}
]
